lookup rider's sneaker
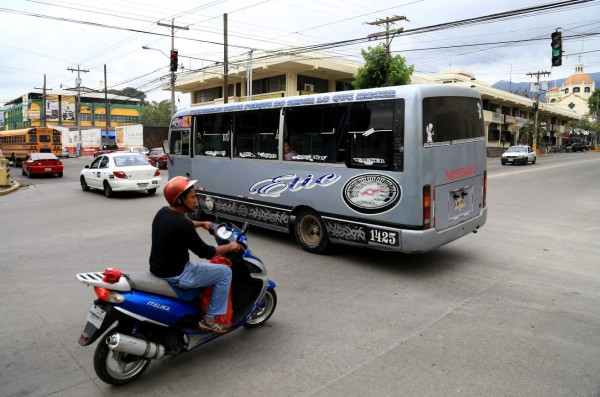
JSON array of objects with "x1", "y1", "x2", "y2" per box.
[{"x1": 198, "y1": 318, "x2": 228, "y2": 333}]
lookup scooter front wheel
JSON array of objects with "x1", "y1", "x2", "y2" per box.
[
  {"x1": 243, "y1": 289, "x2": 277, "y2": 328},
  {"x1": 93, "y1": 328, "x2": 151, "y2": 386}
]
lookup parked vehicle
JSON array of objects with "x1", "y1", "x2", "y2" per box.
[
  {"x1": 21, "y1": 153, "x2": 63, "y2": 178},
  {"x1": 58, "y1": 148, "x2": 70, "y2": 158},
  {"x1": 80, "y1": 152, "x2": 161, "y2": 198},
  {"x1": 501, "y1": 145, "x2": 537, "y2": 165},
  {"x1": 76, "y1": 220, "x2": 277, "y2": 385},
  {"x1": 93, "y1": 142, "x2": 119, "y2": 158},
  {"x1": 568, "y1": 143, "x2": 587, "y2": 152},
  {"x1": 122, "y1": 147, "x2": 150, "y2": 156},
  {"x1": 146, "y1": 147, "x2": 167, "y2": 169}
]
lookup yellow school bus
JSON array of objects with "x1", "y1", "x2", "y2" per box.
[{"x1": 0, "y1": 127, "x2": 62, "y2": 166}]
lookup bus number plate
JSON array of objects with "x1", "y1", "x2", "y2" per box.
[{"x1": 368, "y1": 228, "x2": 398, "y2": 246}]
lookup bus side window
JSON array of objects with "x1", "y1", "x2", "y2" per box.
[
  {"x1": 285, "y1": 105, "x2": 346, "y2": 163},
  {"x1": 234, "y1": 109, "x2": 279, "y2": 160},
  {"x1": 196, "y1": 114, "x2": 231, "y2": 158},
  {"x1": 348, "y1": 100, "x2": 395, "y2": 170}
]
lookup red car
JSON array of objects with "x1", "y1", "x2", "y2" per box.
[
  {"x1": 147, "y1": 148, "x2": 168, "y2": 169},
  {"x1": 22, "y1": 153, "x2": 63, "y2": 178}
]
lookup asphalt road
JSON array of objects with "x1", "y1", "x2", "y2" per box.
[{"x1": 1, "y1": 152, "x2": 599, "y2": 397}]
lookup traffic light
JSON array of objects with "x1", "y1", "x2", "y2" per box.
[
  {"x1": 551, "y1": 31, "x2": 562, "y2": 67},
  {"x1": 170, "y1": 50, "x2": 178, "y2": 72}
]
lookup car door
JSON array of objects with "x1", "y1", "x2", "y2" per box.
[
  {"x1": 83, "y1": 156, "x2": 102, "y2": 188},
  {"x1": 528, "y1": 146, "x2": 534, "y2": 161}
]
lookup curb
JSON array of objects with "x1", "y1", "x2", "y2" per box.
[{"x1": 0, "y1": 180, "x2": 21, "y2": 196}]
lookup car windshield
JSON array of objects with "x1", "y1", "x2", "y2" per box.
[
  {"x1": 506, "y1": 147, "x2": 526, "y2": 153},
  {"x1": 113, "y1": 155, "x2": 150, "y2": 167}
]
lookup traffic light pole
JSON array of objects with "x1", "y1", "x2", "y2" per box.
[{"x1": 157, "y1": 19, "x2": 188, "y2": 117}]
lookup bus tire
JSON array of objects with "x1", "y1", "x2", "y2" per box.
[{"x1": 294, "y1": 210, "x2": 329, "y2": 254}]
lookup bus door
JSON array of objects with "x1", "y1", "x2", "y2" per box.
[{"x1": 167, "y1": 128, "x2": 192, "y2": 180}]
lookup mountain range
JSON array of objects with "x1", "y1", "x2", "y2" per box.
[{"x1": 492, "y1": 72, "x2": 600, "y2": 97}]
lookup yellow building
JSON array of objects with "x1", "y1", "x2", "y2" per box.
[{"x1": 545, "y1": 63, "x2": 595, "y2": 117}]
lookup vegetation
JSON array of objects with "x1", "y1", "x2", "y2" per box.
[
  {"x1": 353, "y1": 44, "x2": 414, "y2": 89},
  {"x1": 108, "y1": 87, "x2": 147, "y2": 105},
  {"x1": 141, "y1": 100, "x2": 173, "y2": 127}
]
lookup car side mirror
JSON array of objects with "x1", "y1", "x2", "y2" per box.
[{"x1": 85, "y1": 165, "x2": 90, "y2": 169}]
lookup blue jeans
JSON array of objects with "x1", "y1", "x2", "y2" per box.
[{"x1": 165, "y1": 261, "x2": 232, "y2": 316}]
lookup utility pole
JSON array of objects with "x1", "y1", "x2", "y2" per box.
[
  {"x1": 157, "y1": 19, "x2": 188, "y2": 116},
  {"x1": 367, "y1": 16, "x2": 406, "y2": 84},
  {"x1": 35, "y1": 75, "x2": 47, "y2": 127},
  {"x1": 67, "y1": 65, "x2": 89, "y2": 153},
  {"x1": 223, "y1": 13, "x2": 228, "y2": 104},
  {"x1": 104, "y1": 64, "x2": 110, "y2": 145},
  {"x1": 247, "y1": 49, "x2": 253, "y2": 101},
  {"x1": 527, "y1": 70, "x2": 551, "y2": 154}
]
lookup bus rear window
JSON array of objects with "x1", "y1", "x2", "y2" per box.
[{"x1": 422, "y1": 96, "x2": 484, "y2": 147}]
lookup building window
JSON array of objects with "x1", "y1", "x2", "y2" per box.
[
  {"x1": 564, "y1": 88, "x2": 569, "y2": 94},
  {"x1": 335, "y1": 81, "x2": 353, "y2": 91},
  {"x1": 573, "y1": 87, "x2": 580, "y2": 93},
  {"x1": 251, "y1": 75, "x2": 286, "y2": 95},
  {"x1": 195, "y1": 87, "x2": 222, "y2": 103},
  {"x1": 585, "y1": 87, "x2": 591, "y2": 93},
  {"x1": 297, "y1": 75, "x2": 328, "y2": 93}
]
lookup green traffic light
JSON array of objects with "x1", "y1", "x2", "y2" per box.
[{"x1": 552, "y1": 49, "x2": 561, "y2": 56}]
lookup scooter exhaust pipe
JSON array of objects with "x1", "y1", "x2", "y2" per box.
[{"x1": 106, "y1": 333, "x2": 165, "y2": 359}]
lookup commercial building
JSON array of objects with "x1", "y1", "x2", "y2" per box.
[
  {"x1": 173, "y1": 50, "x2": 584, "y2": 151},
  {"x1": 2, "y1": 89, "x2": 141, "y2": 131}
]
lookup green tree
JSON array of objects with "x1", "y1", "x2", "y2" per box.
[
  {"x1": 588, "y1": 88, "x2": 600, "y2": 118},
  {"x1": 141, "y1": 100, "x2": 172, "y2": 127},
  {"x1": 108, "y1": 87, "x2": 147, "y2": 105},
  {"x1": 353, "y1": 44, "x2": 414, "y2": 89}
]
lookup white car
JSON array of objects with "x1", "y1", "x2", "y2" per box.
[
  {"x1": 500, "y1": 145, "x2": 537, "y2": 165},
  {"x1": 121, "y1": 147, "x2": 150, "y2": 156},
  {"x1": 80, "y1": 152, "x2": 161, "y2": 198}
]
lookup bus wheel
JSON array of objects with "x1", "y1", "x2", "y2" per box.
[{"x1": 295, "y1": 210, "x2": 329, "y2": 254}]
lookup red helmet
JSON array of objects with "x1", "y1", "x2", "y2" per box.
[{"x1": 163, "y1": 176, "x2": 197, "y2": 206}]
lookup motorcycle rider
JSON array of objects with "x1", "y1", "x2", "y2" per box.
[{"x1": 149, "y1": 176, "x2": 243, "y2": 333}]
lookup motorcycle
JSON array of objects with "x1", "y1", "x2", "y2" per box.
[{"x1": 75, "y1": 220, "x2": 277, "y2": 386}]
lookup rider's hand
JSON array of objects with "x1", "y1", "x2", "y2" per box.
[{"x1": 229, "y1": 242, "x2": 244, "y2": 252}]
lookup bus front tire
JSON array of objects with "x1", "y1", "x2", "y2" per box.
[{"x1": 294, "y1": 210, "x2": 329, "y2": 254}]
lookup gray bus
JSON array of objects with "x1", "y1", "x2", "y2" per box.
[{"x1": 166, "y1": 84, "x2": 487, "y2": 254}]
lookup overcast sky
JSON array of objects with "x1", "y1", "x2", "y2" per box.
[{"x1": 1, "y1": 0, "x2": 599, "y2": 109}]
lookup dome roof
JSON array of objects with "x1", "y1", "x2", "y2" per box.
[
  {"x1": 564, "y1": 73, "x2": 593, "y2": 86},
  {"x1": 563, "y1": 63, "x2": 593, "y2": 86}
]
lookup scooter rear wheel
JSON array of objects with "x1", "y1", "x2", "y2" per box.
[
  {"x1": 243, "y1": 289, "x2": 277, "y2": 328},
  {"x1": 93, "y1": 328, "x2": 151, "y2": 386}
]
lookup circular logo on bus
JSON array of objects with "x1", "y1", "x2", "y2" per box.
[{"x1": 342, "y1": 174, "x2": 401, "y2": 214}]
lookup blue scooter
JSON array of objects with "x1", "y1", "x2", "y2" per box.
[{"x1": 76, "y1": 221, "x2": 277, "y2": 386}]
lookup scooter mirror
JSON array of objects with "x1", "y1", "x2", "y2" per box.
[{"x1": 241, "y1": 222, "x2": 249, "y2": 234}]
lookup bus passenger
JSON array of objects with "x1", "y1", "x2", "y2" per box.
[
  {"x1": 149, "y1": 176, "x2": 244, "y2": 333},
  {"x1": 284, "y1": 141, "x2": 298, "y2": 160}
]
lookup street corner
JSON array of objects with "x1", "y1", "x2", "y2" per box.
[{"x1": 0, "y1": 180, "x2": 21, "y2": 196}]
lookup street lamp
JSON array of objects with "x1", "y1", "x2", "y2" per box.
[{"x1": 142, "y1": 45, "x2": 176, "y2": 117}]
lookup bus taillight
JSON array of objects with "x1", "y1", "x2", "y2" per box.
[
  {"x1": 483, "y1": 170, "x2": 487, "y2": 208},
  {"x1": 423, "y1": 185, "x2": 432, "y2": 229}
]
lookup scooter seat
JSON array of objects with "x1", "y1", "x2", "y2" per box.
[{"x1": 126, "y1": 272, "x2": 179, "y2": 298}]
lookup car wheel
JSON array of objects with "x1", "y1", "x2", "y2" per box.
[
  {"x1": 80, "y1": 176, "x2": 90, "y2": 192},
  {"x1": 147, "y1": 188, "x2": 157, "y2": 195},
  {"x1": 532, "y1": 156, "x2": 536, "y2": 164},
  {"x1": 21, "y1": 167, "x2": 26, "y2": 176},
  {"x1": 104, "y1": 181, "x2": 114, "y2": 198},
  {"x1": 57, "y1": 172, "x2": 63, "y2": 177}
]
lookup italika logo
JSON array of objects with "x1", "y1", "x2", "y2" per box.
[{"x1": 342, "y1": 174, "x2": 401, "y2": 214}]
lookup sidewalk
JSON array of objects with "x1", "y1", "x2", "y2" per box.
[{"x1": 0, "y1": 179, "x2": 20, "y2": 196}]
